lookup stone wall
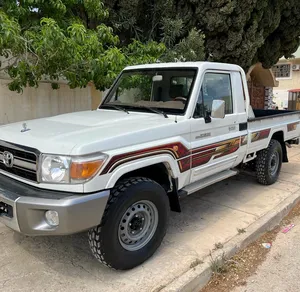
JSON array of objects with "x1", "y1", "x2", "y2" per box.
[{"x1": 247, "y1": 81, "x2": 265, "y2": 109}]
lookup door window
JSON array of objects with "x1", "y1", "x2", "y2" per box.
[{"x1": 194, "y1": 73, "x2": 233, "y2": 117}]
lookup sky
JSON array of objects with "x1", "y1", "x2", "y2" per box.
[
  {"x1": 280, "y1": 47, "x2": 300, "y2": 60},
  {"x1": 294, "y1": 47, "x2": 300, "y2": 58}
]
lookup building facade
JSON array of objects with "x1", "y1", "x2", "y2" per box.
[{"x1": 273, "y1": 47, "x2": 300, "y2": 109}]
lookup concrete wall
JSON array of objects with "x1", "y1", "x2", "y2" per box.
[
  {"x1": 0, "y1": 79, "x2": 102, "y2": 125},
  {"x1": 273, "y1": 90, "x2": 289, "y2": 109}
]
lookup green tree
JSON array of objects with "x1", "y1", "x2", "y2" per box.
[
  {"x1": 102, "y1": 0, "x2": 300, "y2": 70},
  {"x1": 0, "y1": 0, "x2": 165, "y2": 92},
  {"x1": 162, "y1": 28, "x2": 206, "y2": 62}
]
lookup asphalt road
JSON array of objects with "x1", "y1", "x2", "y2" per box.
[{"x1": 233, "y1": 214, "x2": 300, "y2": 292}]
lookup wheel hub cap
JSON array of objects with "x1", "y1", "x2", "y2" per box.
[
  {"x1": 118, "y1": 200, "x2": 158, "y2": 251},
  {"x1": 129, "y1": 215, "x2": 144, "y2": 232}
]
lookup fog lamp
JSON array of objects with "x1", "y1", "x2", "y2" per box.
[{"x1": 45, "y1": 210, "x2": 59, "y2": 227}]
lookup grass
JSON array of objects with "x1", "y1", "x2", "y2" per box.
[
  {"x1": 213, "y1": 242, "x2": 224, "y2": 250},
  {"x1": 190, "y1": 258, "x2": 204, "y2": 269},
  {"x1": 209, "y1": 252, "x2": 227, "y2": 274},
  {"x1": 237, "y1": 228, "x2": 246, "y2": 234}
]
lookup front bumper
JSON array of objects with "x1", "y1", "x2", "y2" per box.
[{"x1": 0, "y1": 174, "x2": 110, "y2": 236}]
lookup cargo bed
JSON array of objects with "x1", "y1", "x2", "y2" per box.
[{"x1": 249, "y1": 109, "x2": 300, "y2": 121}]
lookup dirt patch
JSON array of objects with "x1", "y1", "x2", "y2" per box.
[{"x1": 201, "y1": 202, "x2": 300, "y2": 292}]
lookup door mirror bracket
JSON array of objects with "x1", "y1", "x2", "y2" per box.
[{"x1": 204, "y1": 111, "x2": 211, "y2": 123}]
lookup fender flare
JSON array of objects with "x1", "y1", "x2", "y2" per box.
[{"x1": 105, "y1": 154, "x2": 181, "y2": 189}]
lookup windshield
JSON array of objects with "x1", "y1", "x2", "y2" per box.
[{"x1": 101, "y1": 68, "x2": 197, "y2": 114}]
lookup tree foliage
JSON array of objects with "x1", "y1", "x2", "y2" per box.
[
  {"x1": 103, "y1": 0, "x2": 300, "y2": 70},
  {"x1": 162, "y1": 29, "x2": 205, "y2": 62},
  {"x1": 0, "y1": 0, "x2": 165, "y2": 92},
  {"x1": 1, "y1": 0, "x2": 300, "y2": 92}
]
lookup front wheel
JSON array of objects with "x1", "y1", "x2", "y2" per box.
[
  {"x1": 88, "y1": 177, "x2": 169, "y2": 270},
  {"x1": 256, "y1": 139, "x2": 283, "y2": 185}
]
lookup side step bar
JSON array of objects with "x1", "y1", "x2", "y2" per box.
[{"x1": 179, "y1": 169, "x2": 238, "y2": 198}]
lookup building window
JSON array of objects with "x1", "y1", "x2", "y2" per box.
[{"x1": 272, "y1": 64, "x2": 291, "y2": 79}]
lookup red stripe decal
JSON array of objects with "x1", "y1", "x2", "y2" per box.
[
  {"x1": 101, "y1": 137, "x2": 241, "y2": 174},
  {"x1": 178, "y1": 157, "x2": 191, "y2": 172},
  {"x1": 101, "y1": 142, "x2": 189, "y2": 174}
]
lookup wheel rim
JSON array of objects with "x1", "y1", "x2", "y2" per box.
[
  {"x1": 118, "y1": 200, "x2": 159, "y2": 251},
  {"x1": 269, "y1": 151, "x2": 280, "y2": 176}
]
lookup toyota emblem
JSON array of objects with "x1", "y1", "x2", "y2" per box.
[{"x1": 3, "y1": 151, "x2": 14, "y2": 168}]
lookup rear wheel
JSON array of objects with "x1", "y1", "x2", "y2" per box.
[
  {"x1": 256, "y1": 139, "x2": 283, "y2": 185},
  {"x1": 88, "y1": 177, "x2": 169, "y2": 270}
]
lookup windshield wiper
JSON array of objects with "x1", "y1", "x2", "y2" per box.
[
  {"x1": 137, "y1": 105, "x2": 168, "y2": 118},
  {"x1": 101, "y1": 104, "x2": 129, "y2": 114}
]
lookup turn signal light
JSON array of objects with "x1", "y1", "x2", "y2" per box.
[{"x1": 70, "y1": 160, "x2": 103, "y2": 180}]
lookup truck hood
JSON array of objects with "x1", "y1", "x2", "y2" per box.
[{"x1": 0, "y1": 110, "x2": 185, "y2": 155}]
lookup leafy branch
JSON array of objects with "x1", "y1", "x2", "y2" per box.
[{"x1": 0, "y1": 1, "x2": 166, "y2": 92}]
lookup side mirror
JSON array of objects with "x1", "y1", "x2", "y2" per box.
[
  {"x1": 211, "y1": 100, "x2": 225, "y2": 119},
  {"x1": 153, "y1": 75, "x2": 163, "y2": 82}
]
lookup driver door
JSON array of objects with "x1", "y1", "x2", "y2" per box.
[{"x1": 189, "y1": 71, "x2": 242, "y2": 183}]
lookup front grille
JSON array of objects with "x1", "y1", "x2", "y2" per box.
[
  {"x1": 0, "y1": 142, "x2": 38, "y2": 182},
  {"x1": 0, "y1": 145, "x2": 36, "y2": 161}
]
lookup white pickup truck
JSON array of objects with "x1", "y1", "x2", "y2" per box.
[{"x1": 0, "y1": 62, "x2": 300, "y2": 270}]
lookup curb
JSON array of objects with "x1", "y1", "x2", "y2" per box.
[{"x1": 161, "y1": 190, "x2": 300, "y2": 292}]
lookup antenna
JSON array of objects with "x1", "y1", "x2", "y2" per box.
[{"x1": 175, "y1": 116, "x2": 177, "y2": 123}]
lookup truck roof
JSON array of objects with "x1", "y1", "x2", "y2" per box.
[{"x1": 124, "y1": 61, "x2": 244, "y2": 72}]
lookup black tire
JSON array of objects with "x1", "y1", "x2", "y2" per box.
[
  {"x1": 256, "y1": 139, "x2": 283, "y2": 185},
  {"x1": 88, "y1": 177, "x2": 170, "y2": 270}
]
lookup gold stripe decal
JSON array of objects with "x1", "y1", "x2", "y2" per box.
[
  {"x1": 241, "y1": 135, "x2": 248, "y2": 146},
  {"x1": 251, "y1": 129, "x2": 271, "y2": 142},
  {"x1": 287, "y1": 122, "x2": 299, "y2": 132}
]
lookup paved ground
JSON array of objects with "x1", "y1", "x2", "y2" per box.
[
  {"x1": 2, "y1": 146, "x2": 300, "y2": 292},
  {"x1": 233, "y1": 214, "x2": 300, "y2": 292}
]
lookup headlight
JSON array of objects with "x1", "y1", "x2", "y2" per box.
[
  {"x1": 40, "y1": 154, "x2": 107, "y2": 184},
  {"x1": 41, "y1": 155, "x2": 70, "y2": 183}
]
